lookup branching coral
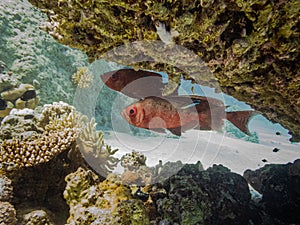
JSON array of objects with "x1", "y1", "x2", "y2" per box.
[
  {"x1": 76, "y1": 118, "x2": 119, "y2": 177},
  {"x1": 0, "y1": 128, "x2": 76, "y2": 168},
  {"x1": 0, "y1": 102, "x2": 118, "y2": 173},
  {"x1": 72, "y1": 67, "x2": 93, "y2": 89},
  {"x1": 120, "y1": 151, "x2": 152, "y2": 185}
]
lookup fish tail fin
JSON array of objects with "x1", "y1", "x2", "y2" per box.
[{"x1": 226, "y1": 111, "x2": 256, "y2": 135}]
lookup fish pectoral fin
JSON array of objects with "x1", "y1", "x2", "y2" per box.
[{"x1": 167, "y1": 127, "x2": 182, "y2": 136}]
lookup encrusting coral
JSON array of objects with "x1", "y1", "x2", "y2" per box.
[
  {"x1": 27, "y1": 0, "x2": 300, "y2": 141},
  {"x1": 64, "y1": 167, "x2": 150, "y2": 225}
]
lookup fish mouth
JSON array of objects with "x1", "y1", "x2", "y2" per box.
[{"x1": 120, "y1": 109, "x2": 130, "y2": 124}]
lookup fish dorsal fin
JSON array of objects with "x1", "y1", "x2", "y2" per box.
[
  {"x1": 180, "y1": 100, "x2": 201, "y2": 109},
  {"x1": 168, "y1": 127, "x2": 182, "y2": 136}
]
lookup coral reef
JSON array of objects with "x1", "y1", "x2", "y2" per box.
[
  {"x1": 0, "y1": 0, "x2": 88, "y2": 106},
  {"x1": 0, "y1": 72, "x2": 40, "y2": 118},
  {"x1": 0, "y1": 201, "x2": 17, "y2": 225},
  {"x1": 21, "y1": 209, "x2": 54, "y2": 225},
  {"x1": 27, "y1": 0, "x2": 300, "y2": 140},
  {"x1": 64, "y1": 167, "x2": 150, "y2": 225},
  {"x1": 0, "y1": 101, "x2": 119, "y2": 224},
  {"x1": 152, "y1": 163, "x2": 251, "y2": 225},
  {"x1": 76, "y1": 118, "x2": 119, "y2": 177},
  {"x1": 244, "y1": 159, "x2": 300, "y2": 224},
  {"x1": 72, "y1": 67, "x2": 93, "y2": 89},
  {"x1": 0, "y1": 173, "x2": 14, "y2": 202}
]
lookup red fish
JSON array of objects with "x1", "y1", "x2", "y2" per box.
[
  {"x1": 100, "y1": 69, "x2": 164, "y2": 98},
  {"x1": 121, "y1": 95, "x2": 255, "y2": 136}
]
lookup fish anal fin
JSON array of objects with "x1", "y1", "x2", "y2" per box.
[{"x1": 226, "y1": 111, "x2": 257, "y2": 135}]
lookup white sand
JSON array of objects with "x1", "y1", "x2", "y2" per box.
[{"x1": 103, "y1": 116, "x2": 300, "y2": 175}]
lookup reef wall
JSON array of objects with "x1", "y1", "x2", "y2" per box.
[
  {"x1": 0, "y1": 0, "x2": 87, "y2": 106},
  {"x1": 26, "y1": 0, "x2": 300, "y2": 141}
]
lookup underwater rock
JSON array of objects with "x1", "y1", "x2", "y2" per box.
[
  {"x1": 0, "y1": 173, "x2": 13, "y2": 202},
  {"x1": 0, "y1": 108, "x2": 43, "y2": 140},
  {"x1": 120, "y1": 151, "x2": 152, "y2": 185},
  {"x1": 0, "y1": 201, "x2": 17, "y2": 225},
  {"x1": 64, "y1": 167, "x2": 150, "y2": 225},
  {"x1": 154, "y1": 164, "x2": 250, "y2": 225},
  {"x1": 244, "y1": 159, "x2": 300, "y2": 224},
  {"x1": 21, "y1": 209, "x2": 54, "y2": 225},
  {"x1": 27, "y1": 0, "x2": 300, "y2": 140},
  {"x1": 0, "y1": 0, "x2": 88, "y2": 106}
]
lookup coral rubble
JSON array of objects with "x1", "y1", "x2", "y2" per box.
[{"x1": 27, "y1": 0, "x2": 300, "y2": 140}]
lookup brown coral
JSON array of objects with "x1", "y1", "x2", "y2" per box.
[{"x1": 0, "y1": 129, "x2": 76, "y2": 168}]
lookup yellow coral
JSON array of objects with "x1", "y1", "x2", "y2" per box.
[
  {"x1": 0, "y1": 129, "x2": 76, "y2": 168},
  {"x1": 72, "y1": 67, "x2": 93, "y2": 88}
]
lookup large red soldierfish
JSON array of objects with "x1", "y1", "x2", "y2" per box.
[
  {"x1": 121, "y1": 95, "x2": 256, "y2": 136},
  {"x1": 100, "y1": 69, "x2": 164, "y2": 99}
]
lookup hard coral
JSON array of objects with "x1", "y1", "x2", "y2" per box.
[
  {"x1": 0, "y1": 129, "x2": 76, "y2": 168},
  {"x1": 0, "y1": 173, "x2": 13, "y2": 202},
  {"x1": 64, "y1": 167, "x2": 149, "y2": 225},
  {"x1": 0, "y1": 201, "x2": 17, "y2": 225},
  {"x1": 72, "y1": 67, "x2": 93, "y2": 89},
  {"x1": 76, "y1": 118, "x2": 119, "y2": 177},
  {"x1": 22, "y1": 209, "x2": 55, "y2": 225},
  {"x1": 28, "y1": 0, "x2": 300, "y2": 140},
  {"x1": 0, "y1": 102, "x2": 79, "y2": 169}
]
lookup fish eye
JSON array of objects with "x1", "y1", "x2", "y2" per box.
[
  {"x1": 111, "y1": 73, "x2": 118, "y2": 80},
  {"x1": 129, "y1": 107, "x2": 137, "y2": 117}
]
